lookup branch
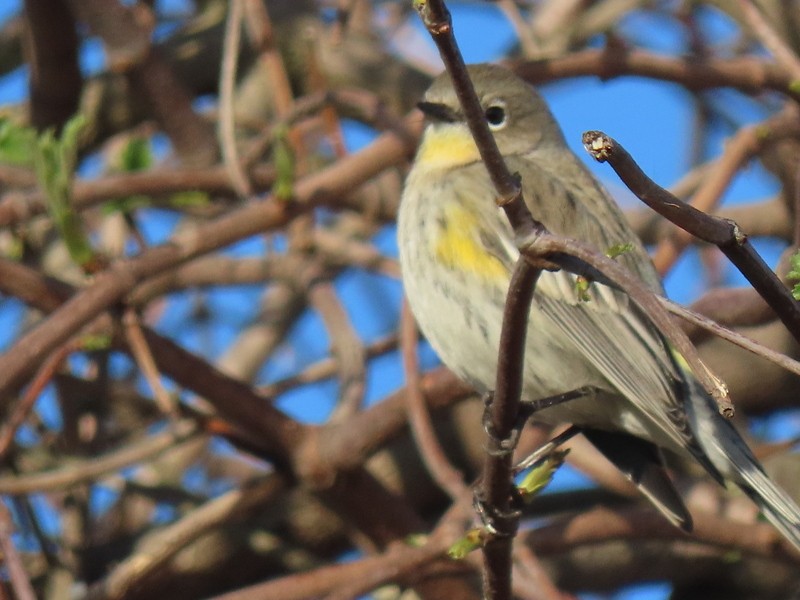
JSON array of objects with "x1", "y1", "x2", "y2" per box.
[
  {"x1": 509, "y1": 46, "x2": 800, "y2": 103},
  {"x1": 583, "y1": 130, "x2": 800, "y2": 350},
  {"x1": 0, "y1": 116, "x2": 420, "y2": 400},
  {"x1": 23, "y1": 0, "x2": 82, "y2": 130},
  {"x1": 414, "y1": 1, "x2": 546, "y2": 597}
]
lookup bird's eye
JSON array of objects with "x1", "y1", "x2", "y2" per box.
[{"x1": 485, "y1": 104, "x2": 507, "y2": 130}]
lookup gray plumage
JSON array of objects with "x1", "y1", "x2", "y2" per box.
[{"x1": 398, "y1": 63, "x2": 800, "y2": 549}]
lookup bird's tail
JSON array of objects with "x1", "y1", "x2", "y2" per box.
[
  {"x1": 686, "y1": 383, "x2": 800, "y2": 552},
  {"x1": 739, "y1": 475, "x2": 800, "y2": 551}
]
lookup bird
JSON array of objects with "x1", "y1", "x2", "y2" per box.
[{"x1": 397, "y1": 62, "x2": 800, "y2": 550}]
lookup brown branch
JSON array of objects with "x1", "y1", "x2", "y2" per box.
[
  {"x1": 260, "y1": 333, "x2": 398, "y2": 397},
  {"x1": 0, "y1": 341, "x2": 75, "y2": 459},
  {"x1": 0, "y1": 503, "x2": 35, "y2": 600},
  {"x1": 305, "y1": 272, "x2": 367, "y2": 420},
  {"x1": 480, "y1": 260, "x2": 541, "y2": 599},
  {"x1": 414, "y1": 2, "x2": 559, "y2": 599},
  {"x1": 0, "y1": 164, "x2": 276, "y2": 227},
  {"x1": 401, "y1": 301, "x2": 468, "y2": 500},
  {"x1": 319, "y1": 367, "x2": 473, "y2": 474},
  {"x1": 649, "y1": 112, "x2": 800, "y2": 274},
  {"x1": 687, "y1": 286, "x2": 775, "y2": 336},
  {"x1": 529, "y1": 505, "x2": 800, "y2": 561},
  {"x1": 509, "y1": 46, "x2": 800, "y2": 103},
  {"x1": 217, "y1": 0, "x2": 251, "y2": 196},
  {"x1": 122, "y1": 307, "x2": 179, "y2": 417},
  {"x1": 0, "y1": 420, "x2": 200, "y2": 495},
  {"x1": 23, "y1": 0, "x2": 82, "y2": 130},
  {"x1": 66, "y1": 0, "x2": 151, "y2": 71},
  {"x1": 583, "y1": 130, "x2": 800, "y2": 352},
  {"x1": 519, "y1": 230, "x2": 735, "y2": 416},
  {"x1": 661, "y1": 297, "x2": 800, "y2": 378}
]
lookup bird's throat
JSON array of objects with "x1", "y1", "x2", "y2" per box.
[{"x1": 416, "y1": 125, "x2": 481, "y2": 170}]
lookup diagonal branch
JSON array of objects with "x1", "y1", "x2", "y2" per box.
[{"x1": 583, "y1": 130, "x2": 800, "y2": 348}]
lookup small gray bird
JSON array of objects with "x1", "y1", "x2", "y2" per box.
[{"x1": 397, "y1": 62, "x2": 800, "y2": 549}]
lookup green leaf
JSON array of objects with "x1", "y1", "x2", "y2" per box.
[
  {"x1": 80, "y1": 334, "x2": 113, "y2": 351},
  {"x1": 404, "y1": 533, "x2": 428, "y2": 548},
  {"x1": 33, "y1": 114, "x2": 97, "y2": 269},
  {"x1": 606, "y1": 242, "x2": 634, "y2": 260},
  {"x1": 575, "y1": 243, "x2": 632, "y2": 301},
  {"x1": 119, "y1": 137, "x2": 153, "y2": 172},
  {"x1": 3, "y1": 235, "x2": 23, "y2": 261},
  {"x1": 447, "y1": 528, "x2": 486, "y2": 559},
  {"x1": 575, "y1": 276, "x2": 591, "y2": 302},
  {"x1": 516, "y1": 449, "x2": 569, "y2": 502},
  {"x1": 0, "y1": 118, "x2": 36, "y2": 166},
  {"x1": 271, "y1": 125, "x2": 295, "y2": 201},
  {"x1": 786, "y1": 251, "x2": 800, "y2": 300},
  {"x1": 100, "y1": 137, "x2": 157, "y2": 215}
]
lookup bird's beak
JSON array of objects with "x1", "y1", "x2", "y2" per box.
[{"x1": 417, "y1": 101, "x2": 459, "y2": 123}]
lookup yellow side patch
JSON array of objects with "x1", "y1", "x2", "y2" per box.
[
  {"x1": 434, "y1": 204, "x2": 508, "y2": 283},
  {"x1": 416, "y1": 126, "x2": 481, "y2": 170}
]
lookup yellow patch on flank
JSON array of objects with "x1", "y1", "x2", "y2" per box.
[
  {"x1": 434, "y1": 204, "x2": 508, "y2": 283},
  {"x1": 416, "y1": 125, "x2": 481, "y2": 170}
]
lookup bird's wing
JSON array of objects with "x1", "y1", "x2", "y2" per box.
[
  {"x1": 490, "y1": 156, "x2": 717, "y2": 468},
  {"x1": 535, "y1": 275, "x2": 697, "y2": 450}
]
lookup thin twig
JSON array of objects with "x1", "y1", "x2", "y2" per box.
[
  {"x1": 497, "y1": 0, "x2": 540, "y2": 59},
  {"x1": 661, "y1": 297, "x2": 800, "y2": 378},
  {"x1": 648, "y1": 111, "x2": 800, "y2": 274},
  {"x1": 0, "y1": 420, "x2": 199, "y2": 495},
  {"x1": 122, "y1": 307, "x2": 179, "y2": 417},
  {"x1": 583, "y1": 129, "x2": 800, "y2": 352},
  {"x1": 218, "y1": 0, "x2": 251, "y2": 196},
  {"x1": 259, "y1": 333, "x2": 398, "y2": 397},
  {"x1": 401, "y1": 301, "x2": 467, "y2": 500},
  {"x1": 0, "y1": 342, "x2": 74, "y2": 459},
  {"x1": 305, "y1": 271, "x2": 367, "y2": 420},
  {"x1": 738, "y1": 0, "x2": 800, "y2": 80},
  {"x1": 519, "y1": 230, "x2": 735, "y2": 416},
  {"x1": 0, "y1": 503, "x2": 36, "y2": 600},
  {"x1": 305, "y1": 30, "x2": 349, "y2": 160},
  {"x1": 509, "y1": 46, "x2": 800, "y2": 103}
]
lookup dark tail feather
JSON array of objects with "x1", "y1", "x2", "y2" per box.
[
  {"x1": 685, "y1": 383, "x2": 800, "y2": 552},
  {"x1": 583, "y1": 428, "x2": 692, "y2": 531},
  {"x1": 740, "y1": 479, "x2": 800, "y2": 552}
]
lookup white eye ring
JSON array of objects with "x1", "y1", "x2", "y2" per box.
[{"x1": 485, "y1": 101, "x2": 507, "y2": 131}]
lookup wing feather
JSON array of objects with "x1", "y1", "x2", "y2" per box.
[{"x1": 491, "y1": 156, "x2": 714, "y2": 465}]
